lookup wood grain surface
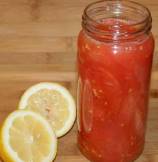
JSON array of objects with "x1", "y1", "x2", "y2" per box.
[{"x1": 0, "y1": 0, "x2": 157, "y2": 162}]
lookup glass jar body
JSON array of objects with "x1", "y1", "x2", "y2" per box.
[{"x1": 77, "y1": 28, "x2": 154, "y2": 162}]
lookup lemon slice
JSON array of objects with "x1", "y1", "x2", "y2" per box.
[
  {"x1": 18, "y1": 82, "x2": 76, "y2": 137},
  {"x1": 0, "y1": 110, "x2": 57, "y2": 162}
]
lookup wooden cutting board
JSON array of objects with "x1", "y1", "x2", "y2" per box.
[{"x1": 0, "y1": 0, "x2": 157, "y2": 162}]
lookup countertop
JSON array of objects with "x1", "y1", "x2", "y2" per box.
[{"x1": 0, "y1": 0, "x2": 157, "y2": 162}]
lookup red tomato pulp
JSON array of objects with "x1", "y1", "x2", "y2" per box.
[{"x1": 77, "y1": 19, "x2": 154, "y2": 162}]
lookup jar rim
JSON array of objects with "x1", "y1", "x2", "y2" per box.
[
  {"x1": 82, "y1": 0, "x2": 152, "y2": 42},
  {"x1": 84, "y1": 0, "x2": 151, "y2": 26}
]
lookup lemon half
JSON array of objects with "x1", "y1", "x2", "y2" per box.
[
  {"x1": 0, "y1": 110, "x2": 57, "y2": 162},
  {"x1": 18, "y1": 82, "x2": 76, "y2": 137}
]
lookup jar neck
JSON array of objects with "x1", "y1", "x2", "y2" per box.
[{"x1": 82, "y1": 0, "x2": 152, "y2": 42}]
